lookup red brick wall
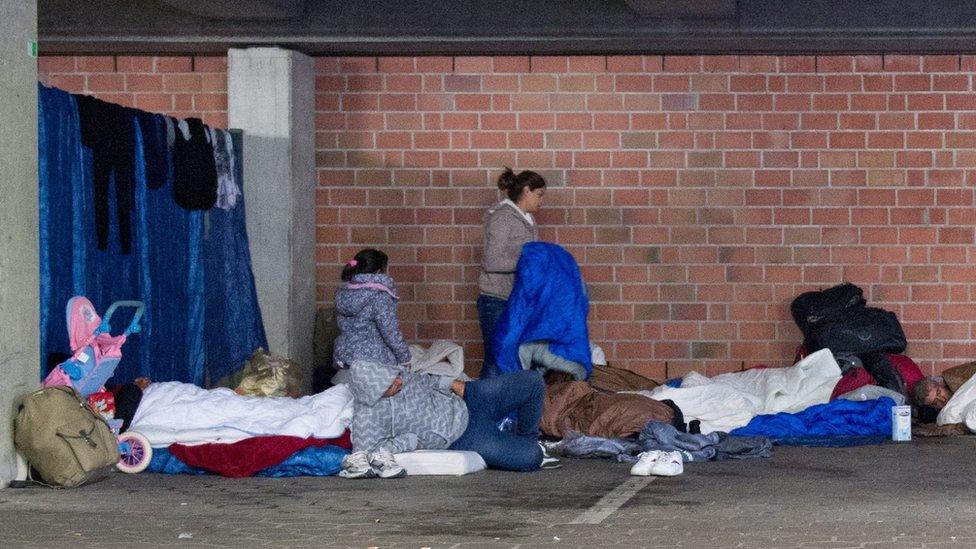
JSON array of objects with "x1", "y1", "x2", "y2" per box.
[
  {"x1": 38, "y1": 55, "x2": 227, "y2": 127},
  {"x1": 39, "y1": 54, "x2": 976, "y2": 378},
  {"x1": 314, "y1": 54, "x2": 976, "y2": 379}
]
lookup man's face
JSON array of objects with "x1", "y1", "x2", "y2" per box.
[
  {"x1": 382, "y1": 375, "x2": 404, "y2": 398},
  {"x1": 925, "y1": 383, "x2": 952, "y2": 408}
]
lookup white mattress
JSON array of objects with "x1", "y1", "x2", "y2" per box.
[{"x1": 393, "y1": 450, "x2": 486, "y2": 476}]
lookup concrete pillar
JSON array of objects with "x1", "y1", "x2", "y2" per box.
[
  {"x1": 227, "y1": 47, "x2": 315, "y2": 390},
  {"x1": 0, "y1": 0, "x2": 39, "y2": 487}
]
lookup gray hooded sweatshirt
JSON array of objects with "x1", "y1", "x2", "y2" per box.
[
  {"x1": 346, "y1": 360, "x2": 469, "y2": 454},
  {"x1": 478, "y1": 200, "x2": 539, "y2": 300},
  {"x1": 334, "y1": 273, "x2": 411, "y2": 368}
]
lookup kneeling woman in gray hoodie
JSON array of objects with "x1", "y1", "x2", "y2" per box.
[
  {"x1": 333, "y1": 249, "x2": 412, "y2": 371},
  {"x1": 340, "y1": 362, "x2": 560, "y2": 478}
]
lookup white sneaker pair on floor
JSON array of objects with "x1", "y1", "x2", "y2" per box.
[
  {"x1": 630, "y1": 450, "x2": 683, "y2": 477},
  {"x1": 339, "y1": 449, "x2": 406, "y2": 479}
]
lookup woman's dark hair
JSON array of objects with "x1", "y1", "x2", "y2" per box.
[
  {"x1": 496, "y1": 167, "x2": 546, "y2": 202},
  {"x1": 341, "y1": 248, "x2": 388, "y2": 282}
]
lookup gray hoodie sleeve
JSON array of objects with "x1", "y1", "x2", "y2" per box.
[{"x1": 373, "y1": 295, "x2": 412, "y2": 366}]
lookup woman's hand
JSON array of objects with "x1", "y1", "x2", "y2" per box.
[{"x1": 451, "y1": 380, "x2": 466, "y2": 398}]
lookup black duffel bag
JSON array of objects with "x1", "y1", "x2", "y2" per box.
[
  {"x1": 806, "y1": 306, "x2": 907, "y2": 356},
  {"x1": 790, "y1": 282, "x2": 866, "y2": 337}
]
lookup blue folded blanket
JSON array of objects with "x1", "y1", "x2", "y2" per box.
[
  {"x1": 730, "y1": 397, "x2": 894, "y2": 446},
  {"x1": 492, "y1": 242, "x2": 592, "y2": 378}
]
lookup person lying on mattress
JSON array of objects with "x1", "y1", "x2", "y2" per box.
[{"x1": 340, "y1": 360, "x2": 561, "y2": 479}]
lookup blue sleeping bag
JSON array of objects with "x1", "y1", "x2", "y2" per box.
[
  {"x1": 491, "y1": 242, "x2": 591, "y2": 378},
  {"x1": 730, "y1": 397, "x2": 894, "y2": 447}
]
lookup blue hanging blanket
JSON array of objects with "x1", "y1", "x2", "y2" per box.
[
  {"x1": 491, "y1": 242, "x2": 591, "y2": 378},
  {"x1": 38, "y1": 84, "x2": 267, "y2": 385}
]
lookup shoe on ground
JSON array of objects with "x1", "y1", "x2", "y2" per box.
[
  {"x1": 650, "y1": 451, "x2": 683, "y2": 476},
  {"x1": 369, "y1": 448, "x2": 407, "y2": 479},
  {"x1": 539, "y1": 441, "x2": 562, "y2": 470},
  {"x1": 630, "y1": 450, "x2": 662, "y2": 476},
  {"x1": 339, "y1": 450, "x2": 376, "y2": 479}
]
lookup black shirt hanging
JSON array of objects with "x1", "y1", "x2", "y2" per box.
[
  {"x1": 136, "y1": 110, "x2": 168, "y2": 190},
  {"x1": 172, "y1": 117, "x2": 218, "y2": 210},
  {"x1": 75, "y1": 94, "x2": 136, "y2": 254}
]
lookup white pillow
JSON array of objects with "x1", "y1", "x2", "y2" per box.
[{"x1": 393, "y1": 450, "x2": 486, "y2": 476}]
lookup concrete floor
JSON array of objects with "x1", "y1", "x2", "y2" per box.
[{"x1": 2, "y1": 436, "x2": 975, "y2": 548}]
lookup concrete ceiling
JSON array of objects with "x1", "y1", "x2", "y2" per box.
[{"x1": 37, "y1": 0, "x2": 976, "y2": 55}]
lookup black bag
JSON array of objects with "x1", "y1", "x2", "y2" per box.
[
  {"x1": 806, "y1": 307, "x2": 907, "y2": 356},
  {"x1": 791, "y1": 283, "x2": 866, "y2": 338},
  {"x1": 861, "y1": 353, "x2": 906, "y2": 396}
]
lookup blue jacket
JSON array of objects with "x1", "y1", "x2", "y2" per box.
[{"x1": 491, "y1": 242, "x2": 592, "y2": 378}]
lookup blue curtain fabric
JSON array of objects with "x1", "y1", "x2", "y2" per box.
[{"x1": 38, "y1": 84, "x2": 267, "y2": 385}]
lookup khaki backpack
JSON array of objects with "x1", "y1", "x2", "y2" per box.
[{"x1": 14, "y1": 385, "x2": 120, "y2": 488}]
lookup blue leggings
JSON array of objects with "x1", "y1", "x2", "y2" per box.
[{"x1": 450, "y1": 370, "x2": 544, "y2": 471}]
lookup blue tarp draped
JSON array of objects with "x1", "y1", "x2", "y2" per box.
[
  {"x1": 38, "y1": 84, "x2": 267, "y2": 385},
  {"x1": 730, "y1": 397, "x2": 895, "y2": 446},
  {"x1": 147, "y1": 445, "x2": 347, "y2": 477},
  {"x1": 491, "y1": 242, "x2": 592, "y2": 378}
]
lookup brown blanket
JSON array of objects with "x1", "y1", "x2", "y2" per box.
[
  {"x1": 588, "y1": 365, "x2": 660, "y2": 393},
  {"x1": 943, "y1": 361, "x2": 976, "y2": 393},
  {"x1": 541, "y1": 381, "x2": 673, "y2": 439}
]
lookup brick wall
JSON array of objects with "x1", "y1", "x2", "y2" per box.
[
  {"x1": 39, "y1": 54, "x2": 976, "y2": 378},
  {"x1": 38, "y1": 55, "x2": 227, "y2": 127},
  {"x1": 314, "y1": 54, "x2": 976, "y2": 379}
]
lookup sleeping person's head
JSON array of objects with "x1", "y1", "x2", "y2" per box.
[{"x1": 911, "y1": 376, "x2": 952, "y2": 409}]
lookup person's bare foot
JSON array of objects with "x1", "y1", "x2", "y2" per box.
[{"x1": 134, "y1": 377, "x2": 151, "y2": 390}]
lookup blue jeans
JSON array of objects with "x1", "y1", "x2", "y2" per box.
[
  {"x1": 477, "y1": 294, "x2": 508, "y2": 379},
  {"x1": 449, "y1": 370, "x2": 544, "y2": 471}
]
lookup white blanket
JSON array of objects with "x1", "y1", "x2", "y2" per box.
[
  {"x1": 937, "y1": 374, "x2": 976, "y2": 430},
  {"x1": 631, "y1": 349, "x2": 842, "y2": 434},
  {"x1": 130, "y1": 382, "x2": 354, "y2": 447}
]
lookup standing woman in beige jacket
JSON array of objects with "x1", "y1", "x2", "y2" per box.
[{"x1": 477, "y1": 168, "x2": 547, "y2": 379}]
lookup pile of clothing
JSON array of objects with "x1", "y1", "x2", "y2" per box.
[
  {"x1": 132, "y1": 381, "x2": 355, "y2": 477},
  {"x1": 790, "y1": 282, "x2": 923, "y2": 401}
]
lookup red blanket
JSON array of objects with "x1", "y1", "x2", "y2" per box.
[
  {"x1": 829, "y1": 355, "x2": 924, "y2": 399},
  {"x1": 169, "y1": 431, "x2": 351, "y2": 478}
]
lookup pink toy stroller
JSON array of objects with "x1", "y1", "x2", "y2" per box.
[{"x1": 42, "y1": 296, "x2": 152, "y2": 473}]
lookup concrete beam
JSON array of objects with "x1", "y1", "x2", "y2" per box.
[
  {"x1": 37, "y1": 0, "x2": 976, "y2": 55},
  {"x1": 623, "y1": 0, "x2": 736, "y2": 19},
  {"x1": 160, "y1": 0, "x2": 305, "y2": 20},
  {"x1": 0, "y1": 0, "x2": 39, "y2": 487},
  {"x1": 228, "y1": 48, "x2": 315, "y2": 392}
]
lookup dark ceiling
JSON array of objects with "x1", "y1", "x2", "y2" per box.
[{"x1": 38, "y1": 0, "x2": 976, "y2": 55}]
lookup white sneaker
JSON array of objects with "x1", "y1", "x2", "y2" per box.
[
  {"x1": 369, "y1": 448, "x2": 407, "y2": 479},
  {"x1": 630, "y1": 450, "x2": 663, "y2": 476},
  {"x1": 339, "y1": 451, "x2": 375, "y2": 479},
  {"x1": 650, "y1": 451, "x2": 684, "y2": 476}
]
